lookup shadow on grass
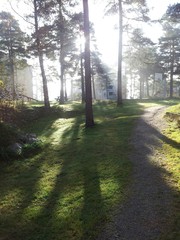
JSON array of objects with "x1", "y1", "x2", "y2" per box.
[
  {"x1": 0, "y1": 101, "x2": 179, "y2": 240},
  {"x1": 96, "y1": 108, "x2": 180, "y2": 240}
]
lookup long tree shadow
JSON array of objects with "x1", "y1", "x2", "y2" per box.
[
  {"x1": 97, "y1": 111, "x2": 180, "y2": 240},
  {"x1": 0, "y1": 114, "x2": 67, "y2": 239},
  {"x1": 0, "y1": 113, "x2": 102, "y2": 240},
  {"x1": 0, "y1": 103, "x2": 179, "y2": 240}
]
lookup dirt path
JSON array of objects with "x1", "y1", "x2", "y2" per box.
[{"x1": 97, "y1": 105, "x2": 174, "y2": 240}]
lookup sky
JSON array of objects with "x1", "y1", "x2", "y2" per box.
[
  {"x1": 89, "y1": 0, "x2": 179, "y2": 65},
  {"x1": 0, "y1": 0, "x2": 178, "y2": 60}
]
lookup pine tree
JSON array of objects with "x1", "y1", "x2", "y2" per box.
[
  {"x1": 0, "y1": 11, "x2": 27, "y2": 99},
  {"x1": 83, "y1": 0, "x2": 94, "y2": 127},
  {"x1": 105, "y1": 0, "x2": 149, "y2": 105},
  {"x1": 124, "y1": 28, "x2": 157, "y2": 99},
  {"x1": 158, "y1": 16, "x2": 180, "y2": 98},
  {"x1": 32, "y1": 0, "x2": 50, "y2": 109}
]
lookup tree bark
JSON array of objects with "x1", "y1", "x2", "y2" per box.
[
  {"x1": 80, "y1": 42, "x2": 85, "y2": 103},
  {"x1": 58, "y1": 0, "x2": 65, "y2": 104},
  {"x1": 59, "y1": 52, "x2": 65, "y2": 104},
  {"x1": 139, "y1": 78, "x2": 142, "y2": 99},
  {"x1": 34, "y1": 0, "x2": 50, "y2": 109},
  {"x1": 9, "y1": 46, "x2": 15, "y2": 99},
  {"x1": 145, "y1": 75, "x2": 150, "y2": 98},
  {"x1": 117, "y1": 0, "x2": 123, "y2": 105},
  {"x1": 8, "y1": 20, "x2": 16, "y2": 99},
  {"x1": 92, "y1": 73, "x2": 96, "y2": 100},
  {"x1": 170, "y1": 39, "x2": 175, "y2": 98},
  {"x1": 83, "y1": 0, "x2": 94, "y2": 127},
  {"x1": 64, "y1": 77, "x2": 68, "y2": 101}
]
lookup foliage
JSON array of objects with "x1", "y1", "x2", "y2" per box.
[
  {"x1": 124, "y1": 28, "x2": 157, "y2": 98},
  {"x1": 0, "y1": 122, "x2": 19, "y2": 147},
  {"x1": 166, "y1": 3, "x2": 180, "y2": 22},
  {"x1": 0, "y1": 11, "x2": 28, "y2": 97},
  {"x1": 0, "y1": 122, "x2": 20, "y2": 160},
  {"x1": 158, "y1": 22, "x2": 180, "y2": 98},
  {"x1": 0, "y1": 11, "x2": 27, "y2": 57},
  {"x1": 105, "y1": 0, "x2": 149, "y2": 21}
]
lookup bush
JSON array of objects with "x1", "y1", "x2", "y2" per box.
[
  {"x1": 0, "y1": 122, "x2": 43, "y2": 161},
  {"x1": 0, "y1": 122, "x2": 19, "y2": 147}
]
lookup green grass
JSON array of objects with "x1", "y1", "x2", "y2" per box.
[
  {"x1": 0, "y1": 99, "x2": 179, "y2": 240},
  {"x1": 158, "y1": 103, "x2": 180, "y2": 240},
  {"x1": 137, "y1": 98, "x2": 180, "y2": 108},
  {"x1": 0, "y1": 100, "x2": 143, "y2": 240}
]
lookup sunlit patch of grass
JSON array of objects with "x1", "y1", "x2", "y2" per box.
[
  {"x1": 165, "y1": 103, "x2": 180, "y2": 114},
  {"x1": 0, "y1": 101, "x2": 141, "y2": 240},
  {"x1": 158, "y1": 105, "x2": 180, "y2": 240},
  {"x1": 163, "y1": 124, "x2": 180, "y2": 189},
  {"x1": 138, "y1": 99, "x2": 180, "y2": 108},
  {"x1": 2, "y1": 100, "x2": 179, "y2": 240}
]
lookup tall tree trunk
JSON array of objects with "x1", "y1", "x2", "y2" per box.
[
  {"x1": 106, "y1": 76, "x2": 108, "y2": 99},
  {"x1": 58, "y1": 0, "x2": 65, "y2": 104},
  {"x1": 8, "y1": 21, "x2": 16, "y2": 99},
  {"x1": 80, "y1": 42, "x2": 85, "y2": 103},
  {"x1": 133, "y1": 77, "x2": 136, "y2": 98},
  {"x1": 60, "y1": 53, "x2": 65, "y2": 104},
  {"x1": 34, "y1": 0, "x2": 50, "y2": 109},
  {"x1": 117, "y1": 0, "x2": 123, "y2": 105},
  {"x1": 9, "y1": 51, "x2": 15, "y2": 99},
  {"x1": 64, "y1": 77, "x2": 68, "y2": 101},
  {"x1": 130, "y1": 70, "x2": 132, "y2": 98},
  {"x1": 145, "y1": 75, "x2": 150, "y2": 98},
  {"x1": 139, "y1": 78, "x2": 142, "y2": 99},
  {"x1": 142, "y1": 77, "x2": 145, "y2": 98},
  {"x1": 83, "y1": 0, "x2": 94, "y2": 127},
  {"x1": 92, "y1": 74, "x2": 96, "y2": 100},
  {"x1": 170, "y1": 39, "x2": 175, "y2": 98}
]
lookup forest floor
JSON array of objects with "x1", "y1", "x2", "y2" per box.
[{"x1": 97, "y1": 105, "x2": 179, "y2": 240}]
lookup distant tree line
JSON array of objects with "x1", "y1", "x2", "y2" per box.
[{"x1": 0, "y1": 0, "x2": 180, "y2": 127}]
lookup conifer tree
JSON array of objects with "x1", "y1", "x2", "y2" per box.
[
  {"x1": 83, "y1": 0, "x2": 94, "y2": 127},
  {"x1": 106, "y1": 0, "x2": 149, "y2": 105},
  {"x1": 0, "y1": 11, "x2": 27, "y2": 99}
]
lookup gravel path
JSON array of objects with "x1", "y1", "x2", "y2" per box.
[{"x1": 97, "y1": 105, "x2": 174, "y2": 240}]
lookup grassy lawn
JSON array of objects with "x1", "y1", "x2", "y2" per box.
[
  {"x1": 0, "y1": 100, "x2": 143, "y2": 240},
  {"x1": 0, "y1": 100, "x2": 179, "y2": 240},
  {"x1": 158, "y1": 103, "x2": 180, "y2": 240}
]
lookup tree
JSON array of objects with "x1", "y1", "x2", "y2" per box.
[
  {"x1": 106, "y1": 0, "x2": 149, "y2": 105},
  {"x1": 0, "y1": 11, "x2": 27, "y2": 99},
  {"x1": 166, "y1": 3, "x2": 180, "y2": 21},
  {"x1": 55, "y1": 5, "x2": 82, "y2": 104},
  {"x1": 157, "y1": 3, "x2": 180, "y2": 98},
  {"x1": 124, "y1": 28, "x2": 157, "y2": 99},
  {"x1": 158, "y1": 14, "x2": 180, "y2": 98},
  {"x1": 35, "y1": 0, "x2": 83, "y2": 104},
  {"x1": 32, "y1": 0, "x2": 50, "y2": 109},
  {"x1": 117, "y1": 0, "x2": 123, "y2": 105},
  {"x1": 83, "y1": 0, "x2": 94, "y2": 127},
  {"x1": 91, "y1": 51, "x2": 113, "y2": 99}
]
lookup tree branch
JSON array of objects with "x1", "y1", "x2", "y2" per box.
[{"x1": 7, "y1": 0, "x2": 34, "y2": 26}]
